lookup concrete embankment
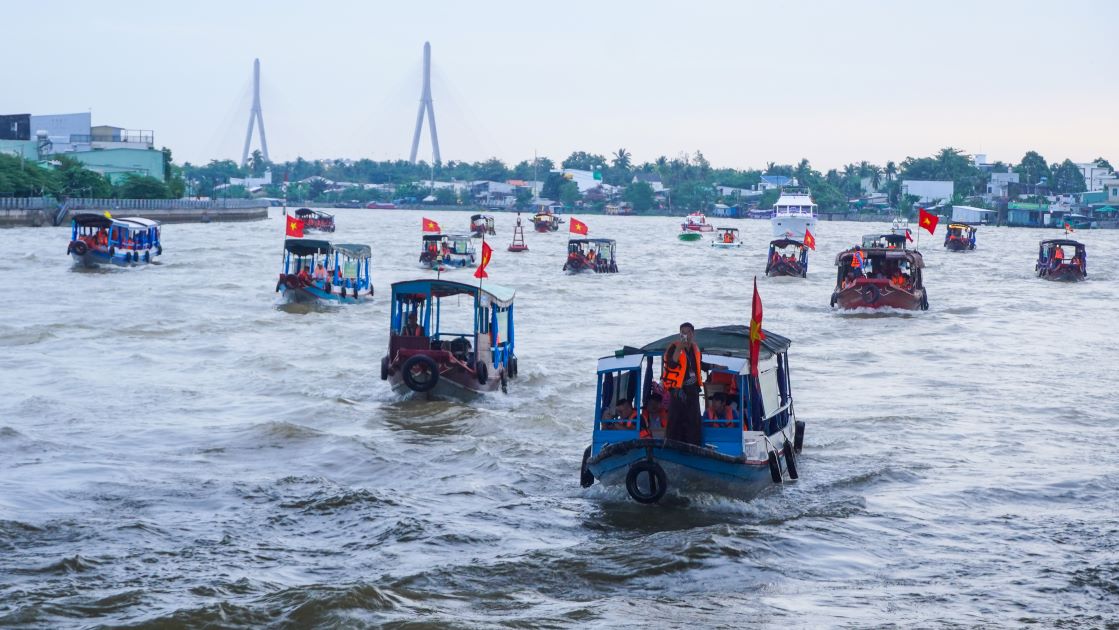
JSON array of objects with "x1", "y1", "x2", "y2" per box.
[{"x1": 0, "y1": 197, "x2": 270, "y2": 227}]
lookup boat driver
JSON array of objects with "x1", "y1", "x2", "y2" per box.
[
  {"x1": 313, "y1": 262, "x2": 330, "y2": 292},
  {"x1": 402, "y1": 312, "x2": 424, "y2": 337}
]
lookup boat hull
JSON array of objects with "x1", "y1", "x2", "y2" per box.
[
  {"x1": 771, "y1": 215, "x2": 816, "y2": 239},
  {"x1": 1037, "y1": 266, "x2": 1086, "y2": 282},
  {"x1": 385, "y1": 356, "x2": 506, "y2": 400},
  {"x1": 710, "y1": 241, "x2": 741, "y2": 248},
  {"x1": 944, "y1": 239, "x2": 974, "y2": 252},
  {"x1": 831, "y1": 281, "x2": 927, "y2": 310},
  {"x1": 766, "y1": 260, "x2": 805, "y2": 278},
  {"x1": 419, "y1": 254, "x2": 476, "y2": 269},
  {"x1": 69, "y1": 244, "x2": 158, "y2": 268},
  {"x1": 278, "y1": 283, "x2": 371, "y2": 304},
  {"x1": 678, "y1": 232, "x2": 702, "y2": 242}
]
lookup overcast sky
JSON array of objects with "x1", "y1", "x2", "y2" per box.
[{"x1": 4, "y1": 0, "x2": 1116, "y2": 170}]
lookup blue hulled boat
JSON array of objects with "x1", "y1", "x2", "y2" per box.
[
  {"x1": 276, "y1": 238, "x2": 373, "y2": 303},
  {"x1": 67, "y1": 213, "x2": 162, "y2": 267},
  {"x1": 581, "y1": 325, "x2": 803, "y2": 503}
]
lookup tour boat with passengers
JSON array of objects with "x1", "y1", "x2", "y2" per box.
[
  {"x1": 771, "y1": 188, "x2": 818, "y2": 239},
  {"x1": 765, "y1": 239, "x2": 809, "y2": 277},
  {"x1": 564, "y1": 238, "x2": 618, "y2": 273},
  {"x1": 276, "y1": 239, "x2": 374, "y2": 303},
  {"x1": 419, "y1": 233, "x2": 477, "y2": 269},
  {"x1": 711, "y1": 227, "x2": 742, "y2": 248},
  {"x1": 533, "y1": 208, "x2": 562, "y2": 232},
  {"x1": 470, "y1": 214, "x2": 496, "y2": 237},
  {"x1": 944, "y1": 223, "x2": 977, "y2": 251},
  {"x1": 380, "y1": 279, "x2": 518, "y2": 399},
  {"x1": 1036, "y1": 239, "x2": 1087, "y2": 282},
  {"x1": 67, "y1": 213, "x2": 162, "y2": 267},
  {"x1": 681, "y1": 211, "x2": 714, "y2": 233},
  {"x1": 579, "y1": 325, "x2": 803, "y2": 503},
  {"x1": 831, "y1": 245, "x2": 928, "y2": 310},
  {"x1": 293, "y1": 208, "x2": 335, "y2": 233}
]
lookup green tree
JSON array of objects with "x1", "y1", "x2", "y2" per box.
[
  {"x1": 623, "y1": 181, "x2": 654, "y2": 213},
  {"x1": 514, "y1": 187, "x2": 534, "y2": 209},
  {"x1": 433, "y1": 187, "x2": 457, "y2": 205},
  {"x1": 561, "y1": 151, "x2": 607, "y2": 171},
  {"x1": 559, "y1": 180, "x2": 580, "y2": 207},
  {"x1": 307, "y1": 178, "x2": 328, "y2": 200},
  {"x1": 1093, "y1": 157, "x2": 1113, "y2": 171},
  {"x1": 612, "y1": 148, "x2": 632, "y2": 170},
  {"x1": 1015, "y1": 150, "x2": 1049, "y2": 186},
  {"x1": 1051, "y1": 159, "x2": 1087, "y2": 194},
  {"x1": 540, "y1": 172, "x2": 567, "y2": 200},
  {"x1": 55, "y1": 155, "x2": 112, "y2": 198},
  {"x1": 476, "y1": 157, "x2": 509, "y2": 182},
  {"x1": 115, "y1": 174, "x2": 171, "y2": 199}
]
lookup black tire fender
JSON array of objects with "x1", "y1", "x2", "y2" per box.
[
  {"x1": 380, "y1": 356, "x2": 389, "y2": 381},
  {"x1": 768, "y1": 450, "x2": 783, "y2": 483},
  {"x1": 509, "y1": 356, "x2": 518, "y2": 379},
  {"x1": 861, "y1": 285, "x2": 880, "y2": 304},
  {"x1": 401, "y1": 355, "x2": 439, "y2": 392},
  {"x1": 475, "y1": 361, "x2": 488, "y2": 385},
  {"x1": 625, "y1": 460, "x2": 668, "y2": 504},
  {"x1": 580, "y1": 446, "x2": 595, "y2": 488},
  {"x1": 108, "y1": 246, "x2": 115, "y2": 259},
  {"x1": 794, "y1": 420, "x2": 806, "y2": 453},
  {"x1": 783, "y1": 441, "x2": 799, "y2": 480}
]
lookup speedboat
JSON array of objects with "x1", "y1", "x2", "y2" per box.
[
  {"x1": 470, "y1": 214, "x2": 496, "y2": 237},
  {"x1": 830, "y1": 246, "x2": 928, "y2": 310},
  {"x1": 564, "y1": 238, "x2": 618, "y2": 273},
  {"x1": 771, "y1": 188, "x2": 818, "y2": 239},
  {"x1": 678, "y1": 228, "x2": 702, "y2": 242},
  {"x1": 67, "y1": 213, "x2": 162, "y2": 267},
  {"x1": 711, "y1": 227, "x2": 742, "y2": 248},
  {"x1": 944, "y1": 223, "x2": 977, "y2": 251},
  {"x1": 276, "y1": 239, "x2": 374, "y2": 303},
  {"x1": 681, "y1": 212, "x2": 714, "y2": 232},
  {"x1": 419, "y1": 233, "x2": 477, "y2": 269},
  {"x1": 381, "y1": 279, "x2": 518, "y2": 399},
  {"x1": 1036, "y1": 239, "x2": 1086, "y2": 281},
  {"x1": 766, "y1": 239, "x2": 808, "y2": 277},
  {"x1": 293, "y1": 208, "x2": 335, "y2": 233},
  {"x1": 580, "y1": 325, "x2": 803, "y2": 503}
]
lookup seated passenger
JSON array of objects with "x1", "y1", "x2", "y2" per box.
[
  {"x1": 890, "y1": 270, "x2": 906, "y2": 287},
  {"x1": 704, "y1": 393, "x2": 735, "y2": 426},
  {"x1": 640, "y1": 394, "x2": 668, "y2": 438},
  {"x1": 402, "y1": 312, "x2": 424, "y2": 336},
  {"x1": 842, "y1": 270, "x2": 857, "y2": 288},
  {"x1": 723, "y1": 231, "x2": 734, "y2": 243},
  {"x1": 296, "y1": 264, "x2": 312, "y2": 285}
]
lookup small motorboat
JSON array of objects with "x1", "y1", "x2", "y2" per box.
[
  {"x1": 765, "y1": 238, "x2": 808, "y2": 278},
  {"x1": 681, "y1": 211, "x2": 714, "y2": 233},
  {"x1": 1036, "y1": 239, "x2": 1086, "y2": 282},
  {"x1": 293, "y1": 208, "x2": 335, "y2": 233},
  {"x1": 67, "y1": 213, "x2": 162, "y2": 267},
  {"x1": 470, "y1": 214, "x2": 496, "y2": 237},
  {"x1": 677, "y1": 229, "x2": 702, "y2": 242},
  {"x1": 580, "y1": 325, "x2": 803, "y2": 503},
  {"x1": 830, "y1": 246, "x2": 928, "y2": 310},
  {"x1": 419, "y1": 233, "x2": 477, "y2": 269},
  {"x1": 771, "y1": 188, "x2": 817, "y2": 239},
  {"x1": 276, "y1": 239, "x2": 374, "y2": 303},
  {"x1": 564, "y1": 238, "x2": 618, "y2": 273},
  {"x1": 944, "y1": 223, "x2": 977, "y2": 251},
  {"x1": 381, "y1": 279, "x2": 518, "y2": 399},
  {"x1": 533, "y1": 209, "x2": 562, "y2": 232},
  {"x1": 710, "y1": 227, "x2": 742, "y2": 248},
  {"x1": 508, "y1": 214, "x2": 529, "y2": 252}
]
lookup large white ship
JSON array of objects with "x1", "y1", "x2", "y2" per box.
[{"x1": 771, "y1": 188, "x2": 818, "y2": 239}]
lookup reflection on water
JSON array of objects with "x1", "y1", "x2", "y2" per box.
[{"x1": 1, "y1": 210, "x2": 1117, "y2": 626}]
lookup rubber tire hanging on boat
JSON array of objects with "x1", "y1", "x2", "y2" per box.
[
  {"x1": 108, "y1": 246, "x2": 115, "y2": 259},
  {"x1": 500, "y1": 370, "x2": 508, "y2": 394},
  {"x1": 380, "y1": 356, "x2": 389, "y2": 381},
  {"x1": 156, "y1": 245, "x2": 162, "y2": 256},
  {"x1": 861, "y1": 285, "x2": 880, "y2": 305},
  {"x1": 768, "y1": 450, "x2": 783, "y2": 483},
  {"x1": 580, "y1": 446, "x2": 594, "y2": 488},
  {"x1": 625, "y1": 460, "x2": 668, "y2": 504},
  {"x1": 475, "y1": 361, "x2": 488, "y2": 385},
  {"x1": 400, "y1": 355, "x2": 439, "y2": 392},
  {"x1": 783, "y1": 441, "x2": 799, "y2": 480},
  {"x1": 794, "y1": 420, "x2": 805, "y2": 453},
  {"x1": 71, "y1": 241, "x2": 88, "y2": 256},
  {"x1": 509, "y1": 356, "x2": 518, "y2": 379},
  {"x1": 920, "y1": 292, "x2": 929, "y2": 311}
]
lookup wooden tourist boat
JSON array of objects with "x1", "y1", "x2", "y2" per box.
[
  {"x1": 564, "y1": 238, "x2": 618, "y2": 273},
  {"x1": 830, "y1": 246, "x2": 928, "y2": 310},
  {"x1": 1036, "y1": 239, "x2": 1086, "y2": 282},
  {"x1": 765, "y1": 238, "x2": 808, "y2": 278},
  {"x1": 944, "y1": 223, "x2": 977, "y2": 251},
  {"x1": 293, "y1": 208, "x2": 335, "y2": 233},
  {"x1": 419, "y1": 233, "x2": 477, "y2": 269},
  {"x1": 67, "y1": 213, "x2": 162, "y2": 267},
  {"x1": 276, "y1": 239, "x2": 373, "y2": 303}
]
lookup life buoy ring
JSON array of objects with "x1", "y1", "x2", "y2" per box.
[
  {"x1": 783, "y1": 441, "x2": 799, "y2": 480},
  {"x1": 580, "y1": 446, "x2": 595, "y2": 488},
  {"x1": 625, "y1": 460, "x2": 667, "y2": 503},
  {"x1": 768, "y1": 450, "x2": 782, "y2": 483},
  {"x1": 401, "y1": 355, "x2": 439, "y2": 392},
  {"x1": 860, "y1": 285, "x2": 880, "y2": 304},
  {"x1": 380, "y1": 356, "x2": 389, "y2": 381},
  {"x1": 475, "y1": 361, "x2": 489, "y2": 385}
]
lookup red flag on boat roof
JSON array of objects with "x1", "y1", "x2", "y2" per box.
[
  {"x1": 918, "y1": 208, "x2": 939, "y2": 235},
  {"x1": 422, "y1": 217, "x2": 440, "y2": 233},
  {"x1": 1064, "y1": 222, "x2": 1074, "y2": 233},
  {"x1": 749, "y1": 278, "x2": 765, "y2": 377},
  {"x1": 803, "y1": 227, "x2": 816, "y2": 251},
  {"x1": 285, "y1": 215, "x2": 304, "y2": 238},
  {"x1": 569, "y1": 218, "x2": 588, "y2": 235},
  {"x1": 474, "y1": 240, "x2": 493, "y2": 279}
]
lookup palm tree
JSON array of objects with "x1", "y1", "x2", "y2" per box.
[
  {"x1": 612, "y1": 148, "x2": 632, "y2": 171},
  {"x1": 885, "y1": 161, "x2": 897, "y2": 183},
  {"x1": 870, "y1": 165, "x2": 882, "y2": 191},
  {"x1": 795, "y1": 158, "x2": 811, "y2": 186}
]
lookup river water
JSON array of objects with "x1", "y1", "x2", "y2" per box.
[{"x1": 1, "y1": 209, "x2": 1117, "y2": 627}]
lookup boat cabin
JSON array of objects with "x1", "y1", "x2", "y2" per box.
[
  {"x1": 1036, "y1": 239, "x2": 1086, "y2": 281},
  {"x1": 861, "y1": 233, "x2": 908, "y2": 250},
  {"x1": 293, "y1": 208, "x2": 336, "y2": 233},
  {"x1": 470, "y1": 214, "x2": 496, "y2": 237},
  {"x1": 564, "y1": 238, "x2": 618, "y2": 273},
  {"x1": 944, "y1": 223, "x2": 977, "y2": 251},
  {"x1": 681, "y1": 212, "x2": 713, "y2": 232},
  {"x1": 766, "y1": 238, "x2": 808, "y2": 277},
  {"x1": 68, "y1": 213, "x2": 162, "y2": 266},
  {"x1": 382, "y1": 279, "x2": 518, "y2": 397},
  {"x1": 419, "y1": 233, "x2": 477, "y2": 269}
]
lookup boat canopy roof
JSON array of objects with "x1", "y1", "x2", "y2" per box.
[
  {"x1": 948, "y1": 223, "x2": 977, "y2": 230},
  {"x1": 769, "y1": 238, "x2": 804, "y2": 248},
  {"x1": 630, "y1": 324, "x2": 792, "y2": 362},
  {"x1": 862, "y1": 233, "x2": 908, "y2": 248},
  {"x1": 836, "y1": 247, "x2": 925, "y2": 267},
  {"x1": 118, "y1": 217, "x2": 160, "y2": 228},
  {"x1": 333, "y1": 243, "x2": 371, "y2": 258},
  {"x1": 717, "y1": 227, "x2": 739, "y2": 232},
  {"x1": 72, "y1": 213, "x2": 113, "y2": 228},
  {"x1": 470, "y1": 214, "x2": 493, "y2": 221},
  {"x1": 422, "y1": 233, "x2": 444, "y2": 241},
  {"x1": 390, "y1": 278, "x2": 516, "y2": 307},
  {"x1": 1040, "y1": 239, "x2": 1084, "y2": 248},
  {"x1": 568, "y1": 238, "x2": 616, "y2": 245},
  {"x1": 445, "y1": 233, "x2": 472, "y2": 240},
  {"x1": 294, "y1": 208, "x2": 332, "y2": 219},
  {"x1": 284, "y1": 238, "x2": 332, "y2": 256}
]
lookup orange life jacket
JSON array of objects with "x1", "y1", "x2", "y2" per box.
[
  {"x1": 663, "y1": 343, "x2": 703, "y2": 390},
  {"x1": 1053, "y1": 248, "x2": 1064, "y2": 260},
  {"x1": 705, "y1": 406, "x2": 734, "y2": 421},
  {"x1": 850, "y1": 251, "x2": 863, "y2": 268}
]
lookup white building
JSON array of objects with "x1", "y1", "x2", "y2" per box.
[
  {"x1": 229, "y1": 170, "x2": 272, "y2": 189},
  {"x1": 987, "y1": 171, "x2": 1020, "y2": 198},
  {"x1": 716, "y1": 185, "x2": 761, "y2": 199},
  {"x1": 951, "y1": 205, "x2": 997, "y2": 224},
  {"x1": 29, "y1": 112, "x2": 92, "y2": 153},
  {"x1": 901, "y1": 180, "x2": 954, "y2": 204},
  {"x1": 1076, "y1": 162, "x2": 1115, "y2": 191}
]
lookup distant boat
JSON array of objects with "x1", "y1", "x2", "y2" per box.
[
  {"x1": 470, "y1": 214, "x2": 496, "y2": 237},
  {"x1": 710, "y1": 227, "x2": 742, "y2": 248},
  {"x1": 67, "y1": 213, "x2": 162, "y2": 267},
  {"x1": 944, "y1": 223, "x2": 977, "y2": 251},
  {"x1": 831, "y1": 245, "x2": 928, "y2": 310},
  {"x1": 765, "y1": 238, "x2": 808, "y2": 277},
  {"x1": 681, "y1": 212, "x2": 714, "y2": 232},
  {"x1": 293, "y1": 208, "x2": 335, "y2": 233},
  {"x1": 419, "y1": 234, "x2": 476, "y2": 269},
  {"x1": 1035, "y1": 239, "x2": 1086, "y2": 282},
  {"x1": 771, "y1": 188, "x2": 817, "y2": 239},
  {"x1": 564, "y1": 238, "x2": 618, "y2": 273},
  {"x1": 275, "y1": 239, "x2": 373, "y2": 303}
]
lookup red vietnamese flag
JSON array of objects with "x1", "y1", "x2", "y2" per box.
[
  {"x1": 569, "y1": 218, "x2": 588, "y2": 235},
  {"x1": 803, "y1": 227, "x2": 816, "y2": 251},
  {"x1": 422, "y1": 217, "x2": 441, "y2": 233},
  {"x1": 285, "y1": 215, "x2": 304, "y2": 238},
  {"x1": 905, "y1": 228, "x2": 914, "y2": 242},
  {"x1": 748, "y1": 277, "x2": 765, "y2": 376},
  {"x1": 918, "y1": 207, "x2": 939, "y2": 235},
  {"x1": 473, "y1": 240, "x2": 493, "y2": 279}
]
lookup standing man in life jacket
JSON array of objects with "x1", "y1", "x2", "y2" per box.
[{"x1": 663, "y1": 322, "x2": 704, "y2": 445}]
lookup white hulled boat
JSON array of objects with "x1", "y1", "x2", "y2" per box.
[{"x1": 771, "y1": 188, "x2": 818, "y2": 239}]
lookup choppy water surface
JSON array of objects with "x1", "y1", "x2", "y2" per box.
[{"x1": 2, "y1": 209, "x2": 1117, "y2": 627}]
